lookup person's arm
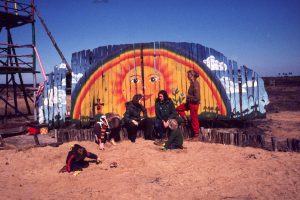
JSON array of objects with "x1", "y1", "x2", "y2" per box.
[
  {"x1": 123, "y1": 107, "x2": 132, "y2": 124},
  {"x1": 66, "y1": 154, "x2": 75, "y2": 172},
  {"x1": 155, "y1": 102, "x2": 162, "y2": 120},
  {"x1": 86, "y1": 152, "x2": 98, "y2": 160},
  {"x1": 188, "y1": 81, "x2": 200, "y2": 103},
  {"x1": 168, "y1": 101, "x2": 178, "y2": 120},
  {"x1": 194, "y1": 80, "x2": 200, "y2": 102},
  {"x1": 141, "y1": 106, "x2": 148, "y2": 119}
]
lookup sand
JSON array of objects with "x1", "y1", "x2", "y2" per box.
[
  {"x1": 1, "y1": 77, "x2": 299, "y2": 199},
  {"x1": 0, "y1": 139, "x2": 299, "y2": 200}
]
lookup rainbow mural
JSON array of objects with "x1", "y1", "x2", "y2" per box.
[{"x1": 71, "y1": 42, "x2": 269, "y2": 120}]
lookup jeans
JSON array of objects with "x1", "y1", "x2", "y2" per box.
[{"x1": 154, "y1": 119, "x2": 167, "y2": 139}]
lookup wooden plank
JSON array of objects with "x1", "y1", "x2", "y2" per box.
[
  {"x1": 246, "y1": 67, "x2": 254, "y2": 116},
  {"x1": 232, "y1": 61, "x2": 241, "y2": 118},
  {"x1": 53, "y1": 67, "x2": 59, "y2": 128},
  {"x1": 60, "y1": 68, "x2": 67, "y2": 126},
  {"x1": 48, "y1": 73, "x2": 54, "y2": 128},
  {"x1": 43, "y1": 80, "x2": 49, "y2": 123},
  {"x1": 240, "y1": 66, "x2": 248, "y2": 118},
  {"x1": 257, "y1": 75, "x2": 268, "y2": 116}
]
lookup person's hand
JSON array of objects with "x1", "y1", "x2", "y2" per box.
[
  {"x1": 163, "y1": 120, "x2": 169, "y2": 128},
  {"x1": 132, "y1": 120, "x2": 138, "y2": 126},
  {"x1": 96, "y1": 159, "x2": 102, "y2": 165}
]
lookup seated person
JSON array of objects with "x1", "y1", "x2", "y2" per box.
[
  {"x1": 154, "y1": 90, "x2": 178, "y2": 143},
  {"x1": 65, "y1": 144, "x2": 100, "y2": 172},
  {"x1": 94, "y1": 115, "x2": 116, "y2": 150},
  {"x1": 123, "y1": 94, "x2": 150, "y2": 143},
  {"x1": 162, "y1": 119, "x2": 184, "y2": 150},
  {"x1": 105, "y1": 113, "x2": 122, "y2": 142}
]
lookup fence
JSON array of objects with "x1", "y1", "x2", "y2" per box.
[{"x1": 70, "y1": 42, "x2": 269, "y2": 121}]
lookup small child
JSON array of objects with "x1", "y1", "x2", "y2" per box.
[
  {"x1": 64, "y1": 144, "x2": 100, "y2": 173},
  {"x1": 161, "y1": 119, "x2": 184, "y2": 150},
  {"x1": 94, "y1": 115, "x2": 115, "y2": 150}
]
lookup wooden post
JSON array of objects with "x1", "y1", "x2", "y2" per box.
[
  {"x1": 0, "y1": 134, "x2": 3, "y2": 147},
  {"x1": 230, "y1": 133, "x2": 235, "y2": 145},
  {"x1": 33, "y1": 134, "x2": 40, "y2": 145},
  {"x1": 292, "y1": 139, "x2": 300, "y2": 152},
  {"x1": 201, "y1": 129, "x2": 207, "y2": 142},
  {"x1": 260, "y1": 135, "x2": 265, "y2": 148},
  {"x1": 287, "y1": 138, "x2": 292, "y2": 151},
  {"x1": 238, "y1": 133, "x2": 243, "y2": 146},
  {"x1": 271, "y1": 136, "x2": 278, "y2": 151}
]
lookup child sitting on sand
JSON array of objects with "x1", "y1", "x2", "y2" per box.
[
  {"x1": 61, "y1": 144, "x2": 101, "y2": 173},
  {"x1": 161, "y1": 119, "x2": 184, "y2": 150}
]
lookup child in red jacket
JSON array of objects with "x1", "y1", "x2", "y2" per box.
[{"x1": 65, "y1": 144, "x2": 100, "y2": 172}]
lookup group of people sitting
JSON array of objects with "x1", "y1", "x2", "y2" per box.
[
  {"x1": 62, "y1": 70, "x2": 201, "y2": 173},
  {"x1": 94, "y1": 69, "x2": 201, "y2": 150}
]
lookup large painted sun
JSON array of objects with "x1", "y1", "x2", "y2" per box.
[{"x1": 114, "y1": 54, "x2": 174, "y2": 115}]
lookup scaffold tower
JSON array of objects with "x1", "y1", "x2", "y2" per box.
[{"x1": 0, "y1": 0, "x2": 38, "y2": 118}]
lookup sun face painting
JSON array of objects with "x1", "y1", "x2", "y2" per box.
[{"x1": 71, "y1": 48, "x2": 230, "y2": 119}]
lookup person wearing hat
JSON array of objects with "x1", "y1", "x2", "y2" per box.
[
  {"x1": 161, "y1": 119, "x2": 184, "y2": 150},
  {"x1": 123, "y1": 94, "x2": 148, "y2": 143},
  {"x1": 176, "y1": 70, "x2": 201, "y2": 140}
]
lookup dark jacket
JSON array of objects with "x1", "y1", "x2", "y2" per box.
[
  {"x1": 164, "y1": 128, "x2": 183, "y2": 149},
  {"x1": 155, "y1": 100, "x2": 177, "y2": 121},
  {"x1": 123, "y1": 101, "x2": 147, "y2": 125},
  {"x1": 187, "y1": 79, "x2": 200, "y2": 104},
  {"x1": 66, "y1": 144, "x2": 97, "y2": 172}
]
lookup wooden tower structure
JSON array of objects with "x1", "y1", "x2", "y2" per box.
[{"x1": 0, "y1": 0, "x2": 37, "y2": 118}]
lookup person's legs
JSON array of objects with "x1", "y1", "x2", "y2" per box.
[
  {"x1": 77, "y1": 160, "x2": 90, "y2": 168},
  {"x1": 169, "y1": 143, "x2": 183, "y2": 149},
  {"x1": 99, "y1": 132, "x2": 107, "y2": 150},
  {"x1": 176, "y1": 103, "x2": 188, "y2": 120},
  {"x1": 154, "y1": 119, "x2": 167, "y2": 140},
  {"x1": 189, "y1": 103, "x2": 200, "y2": 137},
  {"x1": 109, "y1": 117, "x2": 121, "y2": 142},
  {"x1": 109, "y1": 129, "x2": 119, "y2": 145},
  {"x1": 70, "y1": 161, "x2": 89, "y2": 172},
  {"x1": 110, "y1": 127, "x2": 121, "y2": 141},
  {"x1": 126, "y1": 123, "x2": 138, "y2": 143},
  {"x1": 139, "y1": 118, "x2": 154, "y2": 140}
]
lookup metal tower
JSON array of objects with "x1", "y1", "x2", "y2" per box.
[{"x1": 0, "y1": 0, "x2": 37, "y2": 119}]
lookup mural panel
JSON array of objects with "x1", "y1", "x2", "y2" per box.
[{"x1": 71, "y1": 42, "x2": 268, "y2": 120}]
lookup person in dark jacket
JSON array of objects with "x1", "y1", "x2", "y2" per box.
[
  {"x1": 162, "y1": 119, "x2": 183, "y2": 150},
  {"x1": 65, "y1": 144, "x2": 100, "y2": 172},
  {"x1": 123, "y1": 94, "x2": 148, "y2": 143},
  {"x1": 176, "y1": 70, "x2": 201, "y2": 139},
  {"x1": 154, "y1": 90, "x2": 177, "y2": 142}
]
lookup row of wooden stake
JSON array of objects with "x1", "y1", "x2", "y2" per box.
[{"x1": 56, "y1": 127, "x2": 299, "y2": 152}]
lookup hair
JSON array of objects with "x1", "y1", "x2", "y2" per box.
[
  {"x1": 168, "y1": 119, "x2": 178, "y2": 130},
  {"x1": 155, "y1": 90, "x2": 171, "y2": 103},
  {"x1": 132, "y1": 94, "x2": 143, "y2": 105},
  {"x1": 187, "y1": 70, "x2": 199, "y2": 78}
]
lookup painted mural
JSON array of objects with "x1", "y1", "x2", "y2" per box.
[
  {"x1": 39, "y1": 63, "x2": 67, "y2": 128},
  {"x1": 71, "y1": 42, "x2": 269, "y2": 120}
]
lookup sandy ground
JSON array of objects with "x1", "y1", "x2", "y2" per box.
[
  {"x1": 1, "y1": 77, "x2": 299, "y2": 199},
  {"x1": 255, "y1": 111, "x2": 300, "y2": 140},
  {"x1": 0, "y1": 139, "x2": 299, "y2": 200}
]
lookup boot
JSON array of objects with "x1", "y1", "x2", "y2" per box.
[{"x1": 110, "y1": 138, "x2": 117, "y2": 146}]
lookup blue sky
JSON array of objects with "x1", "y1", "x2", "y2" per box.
[{"x1": 9, "y1": 0, "x2": 300, "y2": 82}]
